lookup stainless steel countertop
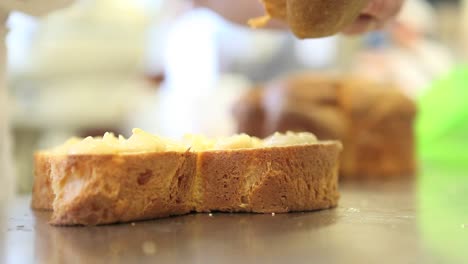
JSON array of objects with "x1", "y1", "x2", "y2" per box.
[{"x1": 1, "y1": 164, "x2": 467, "y2": 264}]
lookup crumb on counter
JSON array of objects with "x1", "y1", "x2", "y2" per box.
[{"x1": 142, "y1": 241, "x2": 157, "y2": 255}]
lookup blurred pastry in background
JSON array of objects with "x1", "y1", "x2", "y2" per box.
[
  {"x1": 232, "y1": 87, "x2": 265, "y2": 138},
  {"x1": 233, "y1": 73, "x2": 417, "y2": 179}
]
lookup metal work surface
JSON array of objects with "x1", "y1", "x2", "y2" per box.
[{"x1": 1, "y1": 165, "x2": 467, "y2": 264}]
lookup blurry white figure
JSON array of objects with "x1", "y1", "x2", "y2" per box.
[
  {"x1": 1, "y1": 13, "x2": 13, "y2": 202},
  {"x1": 6, "y1": 0, "x2": 152, "y2": 193},
  {"x1": 156, "y1": 7, "x2": 339, "y2": 138},
  {"x1": 157, "y1": 8, "x2": 286, "y2": 138},
  {"x1": 159, "y1": 8, "x2": 220, "y2": 138},
  {"x1": 294, "y1": 36, "x2": 338, "y2": 69},
  {"x1": 1, "y1": 0, "x2": 74, "y2": 201}
]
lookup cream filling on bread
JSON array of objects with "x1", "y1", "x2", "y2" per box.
[
  {"x1": 263, "y1": 131, "x2": 317, "y2": 147},
  {"x1": 50, "y1": 129, "x2": 187, "y2": 154},
  {"x1": 48, "y1": 128, "x2": 318, "y2": 155}
]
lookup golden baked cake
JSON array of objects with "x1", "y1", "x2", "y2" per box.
[
  {"x1": 233, "y1": 73, "x2": 417, "y2": 179},
  {"x1": 249, "y1": 0, "x2": 369, "y2": 38},
  {"x1": 32, "y1": 129, "x2": 342, "y2": 226}
]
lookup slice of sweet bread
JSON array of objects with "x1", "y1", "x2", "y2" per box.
[{"x1": 32, "y1": 129, "x2": 342, "y2": 226}]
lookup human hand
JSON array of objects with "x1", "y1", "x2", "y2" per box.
[{"x1": 343, "y1": 0, "x2": 405, "y2": 34}]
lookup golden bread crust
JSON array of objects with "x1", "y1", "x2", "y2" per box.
[
  {"x1": 32, "y1": 143, "x2": 341, "y2": 226},
  {"x1": 256, "y1": 0, "x2": 369, "y2": 38},
  {"x1": 197, "y1": 144, "x2": 340, "y2": 213},
  {"x1": 31, "y1": 153, "x2": 54, "y2": 210},
  {"x1": 48, "y1": 152, "x2": 197, "y2": 225}
]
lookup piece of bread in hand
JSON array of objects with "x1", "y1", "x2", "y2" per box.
[
  {"x1": 249, "y1": 0, "x2": 369, "y2": 38},
  {"x1": 32, "y1": 129, "x2": 342, "y2": 226},
  {"x1": 233, "y1": 73, "x2": 417, "y2": 179}
]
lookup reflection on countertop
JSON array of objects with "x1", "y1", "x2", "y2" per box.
[{"x1": 1, "y1": 166, "x2": 467, "y2": 264}]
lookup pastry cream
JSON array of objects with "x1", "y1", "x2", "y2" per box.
[
  {"x1": 48, "y1": 128, "x2": 318, "y2": 155},
  {"x1": 263, "y1": 131, "x2": 317, "y2": 147}
]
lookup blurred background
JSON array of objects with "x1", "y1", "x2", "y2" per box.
[{"x1": 1, "y1": 0, "x2": 467, "y2": 193}]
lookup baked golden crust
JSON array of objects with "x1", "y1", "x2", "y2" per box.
[
  {"x1": 31, "y1": 153, "x2": 54, "y2": 210},
  {"x1": 32, "y1": 142, "x2": 342, "y2": 226},
  {"x1": 197, "y1": 144, "x2": 340, "y2": 213},
  {"x1": 255, "y1": 0, "x2": 369, "y2": 38},
  {"x1": 49, "y1": 152, "x2": 197, "y2": 226}
]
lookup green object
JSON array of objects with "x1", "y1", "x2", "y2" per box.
[
  {"x1": 417, "y1": 66, "x2": 468, "y2": 165},
  {"x1": 418, "y1": 164, "x2": 468, "y2": 264}
]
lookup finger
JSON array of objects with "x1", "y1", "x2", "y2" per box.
[
  {"x1": 362, "y1": 0, "x2": 403, "y2": 23},
  {"x1": 343, "y1": 0, "x2": 404, "y2": 35},
  {"x1": 342, "y1": 14, "x2": 379, "y2": 35}
]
